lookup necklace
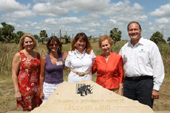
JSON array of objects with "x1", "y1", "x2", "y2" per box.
[
  {"x1": 74, "y1": 51, "x2": 85, "y2": 60},
  {"x1": 105, "y1": 55, "x2": 110, "y2": 58}
]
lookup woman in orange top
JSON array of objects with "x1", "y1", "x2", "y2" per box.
[{"x1": 92, "y1": 35, "x2": 124, "y2": 95}]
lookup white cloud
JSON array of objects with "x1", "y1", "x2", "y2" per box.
[
  {"x1": 99, "y1": 0, "x2": 144, "y2": 17},
  {"x1": 31, "y1": 22, "x2": 37, "y2": 26},
  {"x1": 110, "y1": 14, "x2": 147, "y2": 23},
  {"x1": 68, "y1": 0, "x2": 110, "y2": 13},
  {"x1": 99, "y1": 0, "x2": 130, "y2": 17},
  {"x1": 109, "y1": 19, "x2": 117, "y2": 24},
  {"x1": 149, "y1": 27, "x2": 154, "y2": 31},
  {"x1": 0, "y1": 10, "x2": 36, "y2": 21},
  {"x1": 44, "y1": 17, "x2": 82, "y2": 25},
  {"x1": 133, "y1": 3, "x2": 144, "y2": 10},
  {"x1": 32, "y1": 2, "x2": 69, "y2": 17},
  {"x1": 150, "y1": 3, "x2": 170, "y2": 17},
  {"x1": 155, "y1": 17, "x2": 170, "y2": 24},
  {"x1": 86, "y1": 22, "x2": 100, "y2": 27},
  {"x1": 0, "y1": 0, "x2": 30, "y2": 12},
  {"x1": 3, "y1": 0, "x2": 170, "y2": 40},
  {"x1": 79, "y1": 14, "x2": 101, "y2": 22}
]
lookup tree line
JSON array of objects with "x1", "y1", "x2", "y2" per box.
[
  {"x1": 0, "y1": 22, "x2": 170, "y2": 45},
  {"x1": 110, "y1": 28, "x2": 170, "y2": 44}
]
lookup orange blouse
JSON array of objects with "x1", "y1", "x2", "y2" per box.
[{"x1": 92, "y1": 52, "x2": 124, "y2": 89}]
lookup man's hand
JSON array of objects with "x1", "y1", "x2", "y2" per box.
[{"x1": 151, "y1": 89, "x2": 159, "y2": 99}]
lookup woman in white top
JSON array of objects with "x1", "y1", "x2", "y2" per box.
[{"x1": 65, "y1": 32, "x2": 96, "y2": 83}]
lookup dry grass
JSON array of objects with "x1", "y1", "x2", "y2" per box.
[{"x1": 0, "y1": 41, "x2": 170, "y2": 113}]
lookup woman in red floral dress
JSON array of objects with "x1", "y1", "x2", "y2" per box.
[{"x1": 12, "y1": 33, "x2": 42, "y2": 111}]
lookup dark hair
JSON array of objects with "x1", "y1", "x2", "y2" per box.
[
  {"x1": 46, "y1": 36, "x2": 62, "y2": 54},
  {"x1": 127, "y1": 21, "x2": 142, "y2": 31},
  {"x1": 71, "y1": 32, "x2": 92, "y2": 54}
]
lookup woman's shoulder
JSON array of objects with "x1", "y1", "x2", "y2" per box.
[
  {"x1": 68, "y1": 50, "x2": 74, "y2": 55},
  {"x1": 111, "y1": 52, "x2": 122, "y2": 59},
  {"x1": 14, "y1": 52, "x2": 21, "y2": 58},
  {"x1": 33, "y1": 51, "x2": 40, "y2": 58},
  {"x1": 95, "y1": 53, "x2": 104, "y2": 59},
  {"x1": 62, "y1": 52, "x2": 68, "y2": 58},
  {"x1": 62, "y1": 52, "x2": 68, "y2": 56},
  {"x1": 41, "y1": 55, "x2": 46, "y2": 61}
]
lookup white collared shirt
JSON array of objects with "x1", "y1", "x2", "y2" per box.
[
  {"x1": 65, "y1": 49, "x2": 96, "y2": 83},
  {"x1": 119, "y1": 37, "x2": 164, "y2": 91}
]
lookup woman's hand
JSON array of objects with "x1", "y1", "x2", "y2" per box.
[
  {"x1": 15, "y1": 91, "x2": 22, "y2": 101},
  {"x1": 40, "y1": 91, "x2": 44, "y2": 100},
  {"x1": 118, "y1": 88, "x2": 123, "y2": 96}
]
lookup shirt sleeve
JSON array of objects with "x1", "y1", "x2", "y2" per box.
[
  {"x1": 92, "y1": 57, "x2": 97, "y2": 74},
  {"x1": 119, "y1": 48, "x2": 122, "y2": 55},
  {"x1": 150, "y1": 44, "x2": 165, "y2": 91},
  {"x1": 65, "y1": 51, "x2": 72, "y2": 67},
  {"x1": 90, "y1": 50, "x2": 96, "y2": 65},
  {"x1": 118, "y1": 56, "x2": 124, "y2": 83}
]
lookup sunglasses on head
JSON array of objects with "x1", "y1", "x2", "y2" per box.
[{"x1": 50, "y1": 44, "x2": 58, "y2": 46}]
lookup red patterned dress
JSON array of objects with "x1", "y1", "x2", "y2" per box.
[{"x1": 17, "y1": 51, "x2": 42, "y2": 110}]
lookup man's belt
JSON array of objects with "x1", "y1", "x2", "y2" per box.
[
  {"x1": 125, "y1": 76, "x2": 153, "y2": 81},
  {"x1": 71, "y1": 69, "x2": 90, "y2": 76}
]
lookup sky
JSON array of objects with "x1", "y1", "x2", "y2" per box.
[{"x1": 0, "y1": 0, "x2": 170, "y2": 41}]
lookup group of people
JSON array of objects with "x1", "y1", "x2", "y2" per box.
[{"x1": 12, "y1": 21, "x2": 164, "y2": 111}]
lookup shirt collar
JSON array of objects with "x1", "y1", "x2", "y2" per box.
[
  {"x1": 101, "y1": 51, "x2": 114, "y2": 57},
  {"x1": 128, "y1": 37, "x2": 144, "y2": 47},
  {"x1": 75, "y1": 49, "x2": 86, "y2": 54},
  {"x1": 138, "y1": 37, "x2": 145, "y2": 45}
]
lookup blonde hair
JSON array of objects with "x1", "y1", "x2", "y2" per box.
[
  {"x1": 19, "y1": 33, "x2": 37, "y2": 50},
  {"x1": 98, "y1": 35, "x2": 113, "y2": 48}
]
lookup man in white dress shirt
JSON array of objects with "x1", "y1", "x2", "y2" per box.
[{"x1": 119, "y1": 21, "x2": 164, "y2": 108}]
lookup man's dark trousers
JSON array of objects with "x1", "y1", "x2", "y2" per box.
[{"x1": 123, "y1": 76, "x2": 154, "y2": 108}]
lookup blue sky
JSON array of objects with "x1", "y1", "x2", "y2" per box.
[{"x1": 0, "y1": 0, "x2": 170, "y2": 41}]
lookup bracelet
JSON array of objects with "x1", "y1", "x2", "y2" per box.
[{"x1": 119, "y1": 86, "x2": 123, "y2": 89}]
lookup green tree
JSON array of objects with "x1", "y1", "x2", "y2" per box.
[
  {"x1": 150, "y1": 31, "x2": 166, "y2": 44},
  {"x1": 167, "y1": 37, "x2": 170, "y2": 44},
  {"x1": 88, "y1": 35, "x2": 92, "y2": 41},
  {"x1": 40, "y1": 30, "x2": 48, "y2": 44},
  {"x1": 34, "y1": 34, "x2": 39, "y2": 40},
  {"x1": 110, "y1": 28, "x2": 122, "y2": 44},
  {"x1": 15, "y1": 31, "x2": 24, "y2": 44},
  {"x1": 0, "y1": 28, "x2": 4, "y2": 41},
  {"x1": 63, "y1": 34, "x2": 70, "y2": 44},
  {"x1": 11, "y1": 32, "x2": 17, "y2": 43},
  {"x1": 1, "y1": 22, "x2": 15, "y2": 42}
]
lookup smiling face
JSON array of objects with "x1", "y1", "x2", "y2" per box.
[
  {"x1": 128, "y1": 23, "x2": 142, "y2": 45},
  {"x1": 23, "y1": 37, "x2": 34, "y2": 51},
  {"x1": 76, "y1": 37, "x2": 86, "y2": 53},
  {"x1": 48, "y1": 40, "x2": 59, "y2": 53},
  {"x1": 101, "y1": 39, "x2": 111, "y2": 55}
]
